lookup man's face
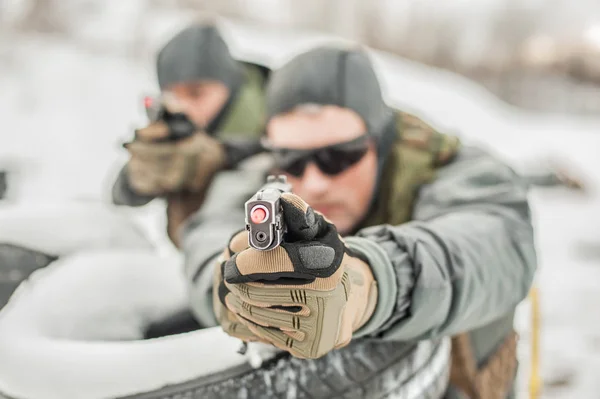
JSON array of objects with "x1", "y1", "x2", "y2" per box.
[
  {"x1": 266, "y1": 105, "x2": 377, "y2": 235},
  {"x1": 166, "y1": 80, "x2": 229, "y2": 128}
]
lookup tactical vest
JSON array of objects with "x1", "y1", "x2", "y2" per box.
[
  {"x1": 360, "y1": 111, "x2": 460, "y2": 228},
  {"x1": 361, "y1": 111, "x2": 518, "y2": 399}
]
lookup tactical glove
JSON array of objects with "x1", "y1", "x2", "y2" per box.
[
  {"x1": 216, "y1": 193, "x2": 378, "y2": 359},
  {"x1": 212, "y1": 231, "x2": 263, "y2": 344},
  {"x1": 124, "y1": 122, "x2": 226, "y2": 197}
]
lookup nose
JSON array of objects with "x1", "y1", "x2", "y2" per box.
[
  {"x1": 183, "y1": 103, "x2": 207, "y2": 128},
  {"x1": 179, "y1": 99, "x2": 197, "y2": 116},
  {"x1": 300, "y1": 162, "x2": 331, "y2": 197}
]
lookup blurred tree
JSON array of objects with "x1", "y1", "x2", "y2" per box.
[
  {"x1": 12, "y1": 0, "x2": 67, "y2": 33},
  {"x1": 3, "y1": 0, "x2": 599, "y2": 114}
]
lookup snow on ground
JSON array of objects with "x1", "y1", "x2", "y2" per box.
[
  {"x1": 1, "y1": 15, "x2": 599, "y2": 399},
  {"x1": 0, "y1": 202, "x2": 154, "y2": 255},
  {"x1": 0, "y1": 248, "x2": 282, "y2": 399},
  {"x1": 0, "y1": 249, "x2": 249, "y2": 399}
]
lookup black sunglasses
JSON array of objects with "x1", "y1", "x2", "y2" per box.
[{"x1": 264, "y1": 134, "x2": 371, "y2": 177}]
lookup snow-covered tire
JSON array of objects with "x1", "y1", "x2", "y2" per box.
[
  {"x1": 0, "y1": 202, "x2": 155, "y2": 308},
  {"x1": 0, "y1": 243, "x2": 57, "y2": 310},
  {"x1": 0, "y1": 202, "x2": 153, "y2": 257},
  {"x1": 0, "y1": 250, "x2": 450, "y2": 399},
  {"x1": 118, "y1": 338, "x2": 450, "y2": 399}
]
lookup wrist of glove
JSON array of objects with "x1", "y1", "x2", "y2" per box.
[
  {"x1": 124, "y1": 121, "x2": 226, "y2": 196},
  {"x1": 213, "y1": 193, "x2": 378, "y2": 359}
]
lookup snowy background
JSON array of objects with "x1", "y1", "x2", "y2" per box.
[{"x1": 1, "y1": 2, "x2": 600, "y2": 398}]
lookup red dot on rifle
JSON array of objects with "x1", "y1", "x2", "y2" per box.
[{"x1": 144, "y1": 96, "x2": 153, "y2": 108}]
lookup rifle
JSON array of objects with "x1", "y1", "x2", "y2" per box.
[
  {"x1": 141, "y1": 95, "x2": 264, "y2": 167},
  {"x1": 141, "y1": 95, "x2": 197, "y2": 142}
]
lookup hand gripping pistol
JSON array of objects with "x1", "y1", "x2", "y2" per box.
[{"x1": 245, "y1": 175, "x2": 292, "y2": 251}]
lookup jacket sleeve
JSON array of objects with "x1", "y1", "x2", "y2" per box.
[
  {"x1": 111, "y1": 165, "x2": 155, "y2": 207},
  {"x1": 346, "y1": 145, "x2": 537, "y2": 340},
  {"x1": 180, "y1": 167, "x2": 265, "y2": 327}
]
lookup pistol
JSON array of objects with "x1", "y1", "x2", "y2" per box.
[
  {"x1": 142, "y1": 95, "x2": 197, "y2": 142},
  {"x1": 245, "y1": 175, "x2": 292, "y2": 251}
]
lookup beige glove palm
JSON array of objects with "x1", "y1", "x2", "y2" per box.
[
  {"x1": 124, "y1": 121, "x2": 226, "y2": 197},
  {"x1": 215, "y1": 193, "x2": 378, "y2": 359},
  {"x1": 212, "y1": 231, "x2": 263, "y2": 344}
]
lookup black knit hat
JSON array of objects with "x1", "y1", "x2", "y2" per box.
[
  {"x1": 156, "y1": 24, "x2": 244, "y2": 93},
  {"x1": 265, "y1": 46, "x2": 397, "y2": 176}
]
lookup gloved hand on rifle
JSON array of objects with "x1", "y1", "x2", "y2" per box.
[
  {"x1": 213, "y1": 193, "x2": 378, "y2": 359},
  {"x1": 123, "y1": 98, "x2": 226, "y2": 197}
]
